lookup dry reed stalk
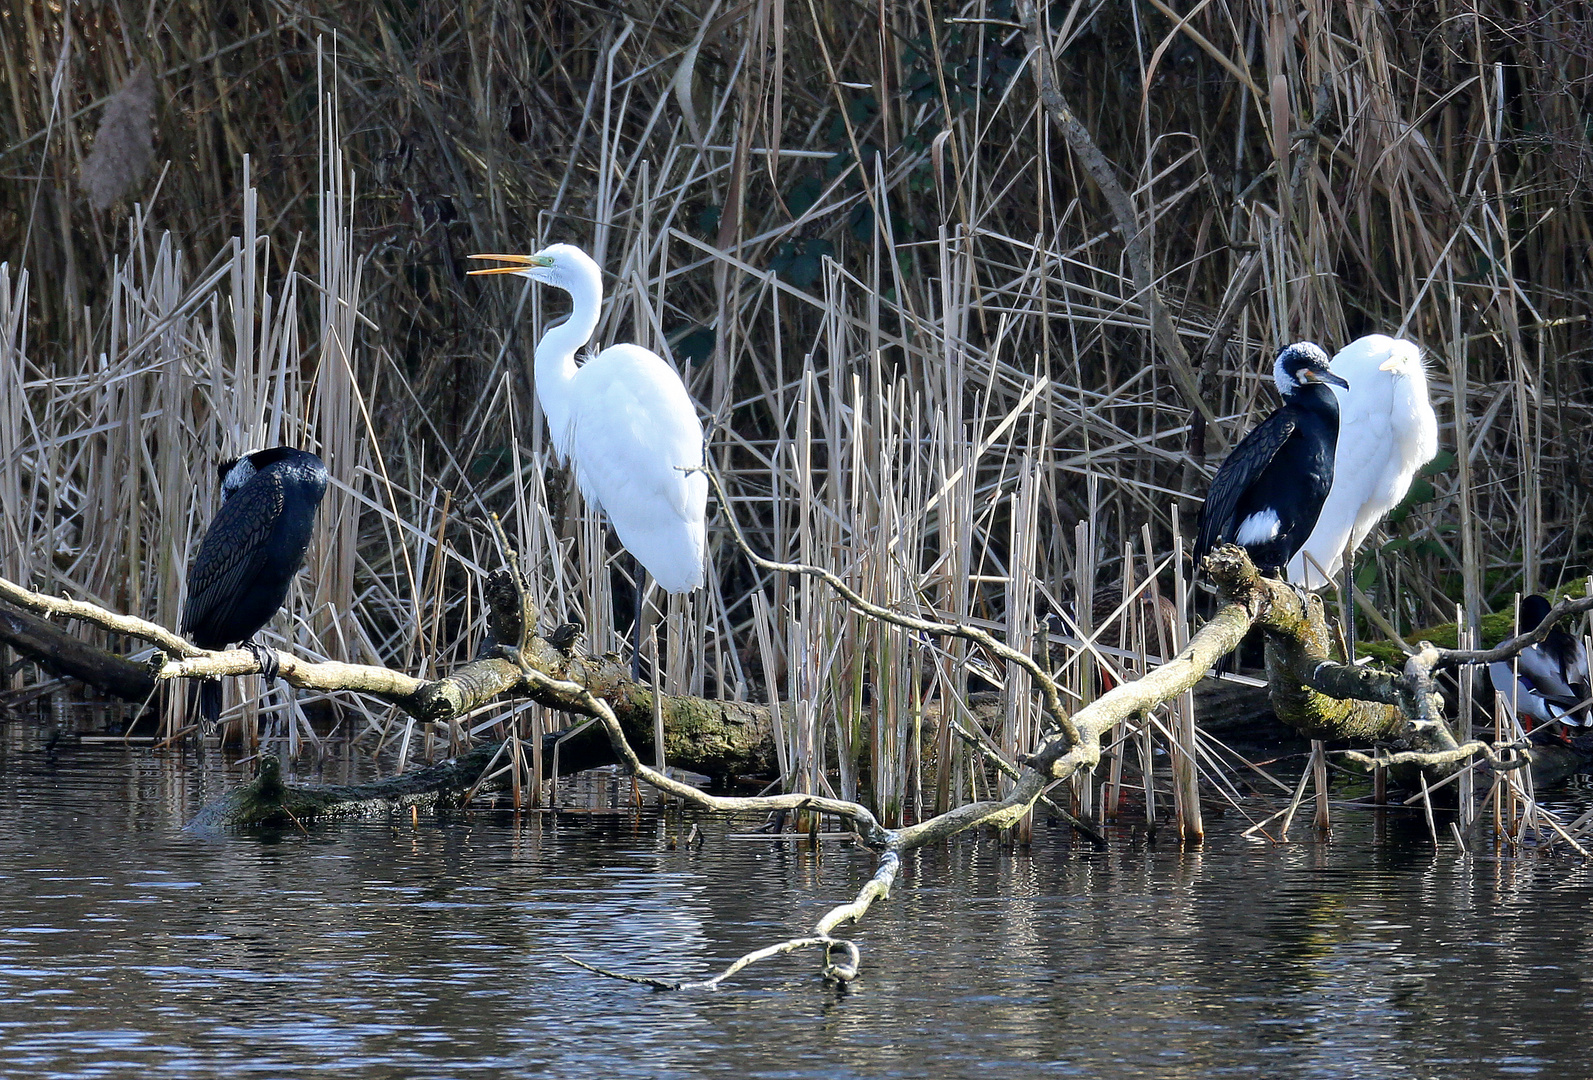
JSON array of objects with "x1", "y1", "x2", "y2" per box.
[
  {"x1": 1456, "y1": 606, "x2": 1476, "y2": 829},
  {"x1": 1162, "y1": 524, "x2": 1202, "y2": 842},
  {"x1": 1310, "y1": 740, "x2": 1330, "y2": 834}
]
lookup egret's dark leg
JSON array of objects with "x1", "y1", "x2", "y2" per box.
[
  {"x1": 630, "y1": 552, "x2": 645, "y2": 682},
  {"x1": 1341, "y1": 560, "x2": 1357, "y2": 660}
]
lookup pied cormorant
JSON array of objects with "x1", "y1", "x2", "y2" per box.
[{"x1": 1194, "y1": 343, "x2": 1348, "y2": 577}]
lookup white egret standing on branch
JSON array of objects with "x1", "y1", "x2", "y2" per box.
[
  {"x1": 1287, "y1": 334, "x2": 1439, "y2": 589},
  {"x1": 1194, "y1": 342, "x2": 1348, "y2": 577},
  {"x1": 469, "y1": 244, "x2": 707, "y2": 594}
]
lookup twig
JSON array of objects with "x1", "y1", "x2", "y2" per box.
[
  {"x1": 949, "y1": 718, "x2": 1108, "y2": 847},
  {"x1": 1339, "y1": 742, "x2": 1527, "y2": 772},
  {"x1": 704, "y1": 460, "x2": 1083, "y2": 750},
  {"x1": 1431, "y1": 592, "x2": 1593, "y2": 668}
]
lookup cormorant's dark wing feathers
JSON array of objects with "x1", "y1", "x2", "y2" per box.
[
  {"x1": 181, "y1": 472, "x2": 287, "y2": 644},
  {"x1": 1194, "y1": 409, "x2": 1300, "y2": 559}
]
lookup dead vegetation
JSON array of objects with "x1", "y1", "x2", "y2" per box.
[{"x1": 2, "y1": 1, "x2": 1592, "y2": 854}]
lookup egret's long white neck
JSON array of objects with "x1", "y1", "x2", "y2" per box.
[{"x1": 532, "y1": 254, "x2": 603, "y2": 459}]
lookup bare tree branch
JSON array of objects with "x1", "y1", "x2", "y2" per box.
[
  {"x1": 1431, "y1": 592, "x2": 1593, "y2": 668},
  {"x1": 0, "y1": 600, "x2": 158, "y2": 701},
  {"x1": 1, "y1": 542, "x2": 1552, "y2": 986},
  {"x1": 0, "y1": 570, "x2": 779, "y2": 785}
]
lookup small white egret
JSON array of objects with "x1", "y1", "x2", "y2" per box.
[
  {"x1": 469, "y1": 244, "x2": 707, "y2": 594},
  {"x1": 1194, "y1": 343, "x2": 1347, "y2": 577},
  {"x1": 1287, "y1": 335, "x2": 1439, "y2": 589},
  {"x1": 1490, "y1": 594, "x2": 1592, "y2": 733}
]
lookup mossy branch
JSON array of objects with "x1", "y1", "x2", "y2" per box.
[
  {"x1": 0, "y1": 543, "x2": 1545, "y2": 987},
  {"x1": 1200, "y1": 545, "x2": 1530, "y2": 774},
  {"x1": 0, "y1": 569, "x2": 778, "y2": 787}
]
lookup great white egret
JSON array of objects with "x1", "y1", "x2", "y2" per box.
[
  {"x1": 1490, "y1": 594, "x2": 1591, "y2": 732},
  {"x1": 1194, "y1": 343, "x2": 1348, "y2": 576},
  {"x1": 1286, "y1": 334, "x2": 1439, "y2": 588},
  {"x1": 183, "y1": 447, "x2": 329, "y2": 721},
  {"x1": 469, "y1": 244, "x2": 707, "y2": 594}
]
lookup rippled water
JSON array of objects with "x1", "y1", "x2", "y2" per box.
[{"x1": 3, "y1": 717, "x2": 1592, "y2": 1079}]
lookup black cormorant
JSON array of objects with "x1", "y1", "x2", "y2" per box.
[
  {"x1": 1194, "y1": 343, "x2": 1348, "y2": 577},
  {"x1": 182, "y1": 447, "x2": 328, "y2": 722},
  {"x1": 1489, "y1": 594, "x2": 1591, "y2": 732}
]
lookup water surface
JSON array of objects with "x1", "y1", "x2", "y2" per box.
[{"x1": 2, "y1": 719, "x2": 1591, "y2": 1079}]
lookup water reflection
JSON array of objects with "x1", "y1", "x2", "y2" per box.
[{"x1": 2, "y1": 717, "x2": 1592, "y2": 1078}]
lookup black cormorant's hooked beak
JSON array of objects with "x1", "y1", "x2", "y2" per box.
[{"x1": 1300, "y1": 368, "x2": 1350, "y2": 390}]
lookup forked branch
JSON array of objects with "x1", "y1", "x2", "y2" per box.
[{"x1": 0, "y1": 543, "x2": 1551, "y2": 987}]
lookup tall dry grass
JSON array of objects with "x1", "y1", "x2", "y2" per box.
[{"x1": 2, "y1": 1, "x2": 1591, "y2": 835}]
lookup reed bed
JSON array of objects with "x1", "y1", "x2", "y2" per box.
[{"x1": 2, "y1": 1, "x2": 1591, "y2": 840}]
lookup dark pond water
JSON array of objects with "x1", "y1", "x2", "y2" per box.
[{"x1": 3, "y1": 717, "x2": 1592, "y2": 1079}]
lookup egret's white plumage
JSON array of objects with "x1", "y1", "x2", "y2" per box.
[
  {"x1": 469, "y1": 244, "x2": 707, "y2": 593},
  {"x1": 1287, "y1": 335, "x2": 1439, "y2": 588}
]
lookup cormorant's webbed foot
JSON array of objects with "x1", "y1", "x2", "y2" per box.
[{"x1": 243, "y1": 639, "x2": 281, "y2": 683}]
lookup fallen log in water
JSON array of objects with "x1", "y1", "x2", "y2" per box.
[
  {"x1": 186, "y1": 748, "x2": 502, "y2": 829},
  {"x1": 0, "y1": 600, "x2": 158, "y2": 702}
]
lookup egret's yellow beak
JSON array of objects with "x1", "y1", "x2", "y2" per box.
[
  {"x1": 467, "y1": 253, "x2": 551, "y2": 275},
  {"x1": 1378, "y1": 357, "x2": 1405, "y2": 372}
]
